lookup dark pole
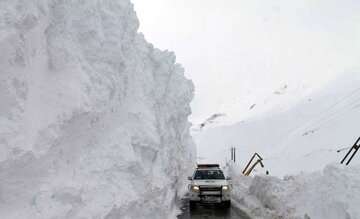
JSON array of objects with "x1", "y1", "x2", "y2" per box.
[
  {"x1": 341, "y1": 137, "x2": 360, "y2": 165},
  {"x1": 234, "y1": 147, "x2": 236, "y2": 163},
  {"x1": 346, "y1": 146, "x2": 359, "y2": 165}
]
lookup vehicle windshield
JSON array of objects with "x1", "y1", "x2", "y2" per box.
[{"x1": 194, "y1": 169, "x2": 225, "y2": 180}]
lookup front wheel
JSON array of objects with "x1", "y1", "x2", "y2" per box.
[
  {"x1": 189, "y1": 201, "x2": 197, "y2": 211},
  {"x1": 222, "y1": 200, "x2": 231, "y2": 208}
]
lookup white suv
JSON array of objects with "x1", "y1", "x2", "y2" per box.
[{"x1": 187, "y1": 164, "x2": 231, "y2": 209}]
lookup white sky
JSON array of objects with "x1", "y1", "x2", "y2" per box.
[{"x1": 131, "y1": 0, "x2": 360, "y2": 125}]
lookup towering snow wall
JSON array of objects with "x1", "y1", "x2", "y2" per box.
[{"x1": 0, "y1": 0, "x2": 195, "y2": 218}]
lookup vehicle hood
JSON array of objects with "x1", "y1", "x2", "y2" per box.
[{"x1": 192, "y1": 180, "x2": 228, "y2": 186}]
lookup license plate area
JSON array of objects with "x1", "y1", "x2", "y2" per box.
[{"x1": 201, "y1": 196, "x2": 221, "y2": 203}]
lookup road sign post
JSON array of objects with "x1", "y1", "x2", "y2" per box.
[{"x1": 341, "y1": 137, "x2": 360, "y2": 165}]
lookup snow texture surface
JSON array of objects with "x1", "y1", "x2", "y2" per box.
[
  {"x1": 195, "y1": 73, "x2": 360, "y2": 176},
  {"x1": 231, "y1": 164, "x2": 360, "y2": 219},
  {"x1": 206, "y1": 72, "x2": 360, "y2": 219},
  {"x1": 0, "y1": 0, "x2": 194, "y2": 218}
]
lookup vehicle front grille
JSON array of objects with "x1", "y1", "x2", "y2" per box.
[
  {"x1": 200, "y1": 186, "x2": 222, "y2": 192},
  {"x1": 199, "y1": 186, "x2": 222, "y2": 197}
]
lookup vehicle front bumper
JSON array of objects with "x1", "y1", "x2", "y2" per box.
[{"x1": 189, "y1": 188, "x2": 231, "y2": 202}]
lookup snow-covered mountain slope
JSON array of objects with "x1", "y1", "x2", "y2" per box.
[
  {"x1": 195, "y1": 73, "x2": 360, "y2": 176},
  {"x1": 231, "y1": 164, "x2": 360, "y2": 219},
  {"x1": 0, "y1": 1, "x2": 194, "y2": 218},
  {"x1": 190, "y1": 81, "x2": 316, "y2": 128}
]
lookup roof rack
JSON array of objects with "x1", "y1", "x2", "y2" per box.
[{"x1": 197, "y1": 164, "x2": 220, "y2": 169}]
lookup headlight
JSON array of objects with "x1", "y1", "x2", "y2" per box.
[
  {"x1": 222, "y1": 185, "x2": 229, "y2": 191},
  {"x1": 191, "y1": 185, "x2": 200, "y2": 192}
]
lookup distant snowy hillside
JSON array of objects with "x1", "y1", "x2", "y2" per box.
[
  {"x1": 0, "y1": 0, "x2": 194, "y2": 218},
  {"x1": 191, "y1": 81, "x2": 315, "y2": 128},
  {"x1": 196, "y1": 73, "x2": 360, "y2": 176}
]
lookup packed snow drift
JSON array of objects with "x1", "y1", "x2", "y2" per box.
[
  {"x1": 0, "y1": 0, "x2": 194, "y2": 218},
  {"x1": 230, "y1": 164, "x2": 360, "y2": 219}
]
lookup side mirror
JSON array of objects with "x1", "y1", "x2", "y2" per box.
[
  {"x1": 226, "y1": 177, "x2": 232, "y2": 180},
  {"x1": 187, "y1": 176, "x2": 192, "y2": 180}
]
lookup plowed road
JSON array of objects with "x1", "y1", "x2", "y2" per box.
[{"x1": 178, "y1": 199, "x2": 251, "y2": 219}]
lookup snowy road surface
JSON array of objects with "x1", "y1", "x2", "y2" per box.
[{"x1": 178, "y1": 199, "x2": 251, "y2": 219}]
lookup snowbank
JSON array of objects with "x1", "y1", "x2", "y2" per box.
[
  {"x1": 231, "y1": 165, "x2": 360, "y2": 219},
  {"x1": 0, "y1": 0, "x2": 194, "y2": 218}
]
